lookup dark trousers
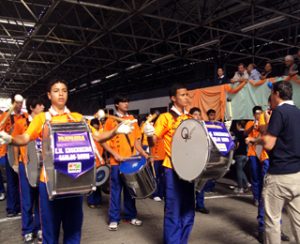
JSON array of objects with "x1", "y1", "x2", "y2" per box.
[
  {"x1": 39, "y1": 182, "x2": 83, "y2": 244},
  {"x1": 164, "y1": 167, "x2": 195, "y2": 244},
  {"x1": 19, "y1": 163, "x2": 40, "y2": 235},
  {"x1": 109, "y1": 165, "x2": 137, "y2": 222}
]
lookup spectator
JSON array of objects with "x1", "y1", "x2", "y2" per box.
[
  {"x1": 207, "y1": 109, "x2": 216, "y2": 122},
  {"x1": 233, "y1": 120, "x2": 251, "y2": 194},
  {"x1": 231, "y1": 63, "x2": 249, "y2": 83},
  {"x1": 247, "y1": 63, "x2": 261, "y2": 81},
  {"x1": 260, "y1": 63, "x2": 275, "y2": 79},
  {"x1": 284, "y1": 55, "x2": 298, "y2": 79},
  {"x1": 216, "y1": 67, "x2": 229, "y2": 85}
]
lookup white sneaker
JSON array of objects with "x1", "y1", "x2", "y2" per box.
[
  {"x1": 37, "y1": 230, "x2": 42, "y2": 243},
  {"x1": 0, "y1": 192, "x2": 5, "y2": 201},
  {"x1": 153, "y1": 196, "x2": 162, "y2": 202},
  {"x1": 130, "y1": 218, "x2": 143, "y2": 226},
  {"x1": 108, "y1": 222, "x2": 118, "y2": 231},
  {"x1": 24, "y1": 233, "x2": 34, "y2": 244},
  {"x1": 234, "y1": 187, "x2": 244, "y2": 194}
]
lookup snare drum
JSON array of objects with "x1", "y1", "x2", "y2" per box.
[
  {"x1": 119, "y1": 156, "x2": 156, "y2": 199},
  {"x1": 42, "y1": 121, "x2": 96, "y2": 200},
  {"x1": 171, "y1": 119, "x2": 234, "y2": 190},
  {"x1": 96, "y1": 165, "x2": 110, "y2": 187},
  {"x1": 26, "y1": 140, "x2": 42, "y2": 187}
]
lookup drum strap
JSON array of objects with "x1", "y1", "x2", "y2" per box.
[{"x1": 115, "y1": 115, "x2": 134, "y2": 154}]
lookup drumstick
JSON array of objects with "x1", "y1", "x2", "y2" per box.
[
  {"x1": 94, "y1": 109, "x2": 125, "y2": 123},
  {"x1": 0, "y1": 94, "x2": 24, "y2": 127}
]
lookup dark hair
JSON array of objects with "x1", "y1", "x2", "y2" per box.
[
  {"x1": 272, "y1": 81, "x2": 293, "y2": 100},
  {"x1": 47, "y1": 79, "x2": 68, "y2": 92},
  {"x1": 169, "y1": 83, "x2": 187, "y2": 97},
  {"x1": 206, "y1": 109, "x2": 216, "y2": 116},
  {"x1": 26, "y1": 96, "x2": 43, "y2": 114},
  {"x1": 114, "y1": 94, "x2": 129, "y2": 109},
  {"x1": 189, "y1": 107, "x2": 201, "y2": 115},
  {"x1": 238, "y1": 63, "x2": 245, "y2": 67},
  {"x1": 90, "y1": 118, "x2": 100, "y2": 128},
  {"x1": 252, "y1": 105, "x2": 262, "y2": 115}
]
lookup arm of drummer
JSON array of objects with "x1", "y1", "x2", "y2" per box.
[{"x1": 101, "y1": 142, "x2": 124, "y2": 162}]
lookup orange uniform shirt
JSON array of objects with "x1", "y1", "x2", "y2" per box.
[
  {"x1": 154, "y1": 112, "x2": 191, "y2": 168},
  {"x1": 104, "y1": 115, "x2": 141, "y2": 166},
  {"x1": 25, "y1": 111, "x2": 89, "y2": 182},
  {"x1": 94, "y1": 126, "x2": 104, "y2": 168},
  {"x1": 0, "y1": 111, "x2": 28, "y2": 157},
  {"x1": 11, "y1": 117, "x2": 30, "y2": 164},
  {"x1": 151, "y1": 137, "x2": 165, "y2": 161},
  {"x1": 245, "y1": 120, "x2": 268, "y2": 161}
]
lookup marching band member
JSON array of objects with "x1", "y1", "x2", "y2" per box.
[
  {"x1": 0, "y1": 79, "x2": 134, "y2": 244},
  {"x1": 0, "y1": 94, "x2": 27, "y2": 217},
  {"x1": 144, "y1": 83, "x2": 195, "y2": 244},
  {"x1": 102, "y1": 94, "x2": 148, "y2": 231},
  {"x1": 12, "y1": 96, "x2": 44, "y2": 243}
]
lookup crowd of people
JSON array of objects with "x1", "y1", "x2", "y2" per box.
[{"x1": 0, "y1": 50, "x2": 299, "y2": 244}]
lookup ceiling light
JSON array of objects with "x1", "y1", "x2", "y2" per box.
[
  {"x1": 187, "y1": 39, "x2": 219, "y2": 52},
  {"x1": 91, "y1": 79, "x2": 101, "y2": 84},
  {"x1": 0, "y1": 18, "x2": 35, "y2": 27},
  {"x1": 125, "y1": 63, "x2": 142, "y2": 71},
  {"x1": 241, "y1": 16, "x2": 285, "y2": 32},
  {"x1": 152, "y1": 54, "x2": 175, "y2": 64},
  {"x1": 105, "y1": 73, "x2": 118, "y2": 79}
]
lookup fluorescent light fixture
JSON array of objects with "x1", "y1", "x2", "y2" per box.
[
  {"x1": 105, "y1": 73, "x2": 118, "y2": 79},
  {"x1": 69, "y1": 88, "x2": 76, "y2": 92},
  {"x1": 0, "y1": 63, "x2": 9, "y2": 67},
  {"x1": 90, "y1": 79, "x2": 101, "y2": 85},
  {"x1": 0, "y1": 18, "x2": 35, "y2": 27},
  {"x1": 0, "y1": 52, "x2": 16, "y2": 57},
  {"x1": 241, "y1": 16, "x2": 285, "y2": 32},
  {"x1": 0, "y1": 37, "x2": 24, "y2": 45},
  {"x1": 152, "y1": 54, "x2": 175, "y2": 63},
  {"x1": 187, "y1": 39, "x2": 219, "y2": 52},
  {"x1": 79, "y1": 83, "x2": 87, "y2": 88},
  {"x1": 125, "y1": 63, "x2": 142, "y2": 71}
]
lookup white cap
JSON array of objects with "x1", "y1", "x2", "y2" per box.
[{"x1": 14, "y1": 94, "x2": 24, "y2": 102}]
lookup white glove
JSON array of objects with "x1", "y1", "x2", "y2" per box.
[
  {"x1": 143, "y1": 122, "x2": 155, "y2": 137},
  {"x1": 224, "y1": 121, "x2": 232, "y2": 131},
  {"x1": 0, "y1": 131, "x2": 12, "y2": 145},
  {"x1": 116, "y1": 119, "x2": 137, "y2": 134},
  {"x1": 12, "y1": 164, "x2": 19, "y2": 173},
  {"x1": 96, "y1": 109, "x2": 105, "y2": 120}
]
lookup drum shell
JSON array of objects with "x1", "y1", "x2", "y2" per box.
[
  {"x1": 172, "y1": 119, "x2": 233, "y2": 184},
  {"x1": 121, "y1": 162, "x2": 156, "y2": 199},
  {"x1": 42, "y1": 121, "x2": 96, "y2": 200},
  {"x1": 26, "y1": 141, "x2": 42, "y2": 187}
]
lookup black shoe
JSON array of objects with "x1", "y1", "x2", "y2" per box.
[
  {"x1": 7, "y1": 212, "x2": 18, "y2": 218},
  {"x1": 257, "y1": 231, "x2": 264, "y2": 243},
  {"x1": 281, "y1": 232, "x2": 290, "y2": 242},
  {"x1": 195, "y1": 207, "x2": 210, "y2": 214}
]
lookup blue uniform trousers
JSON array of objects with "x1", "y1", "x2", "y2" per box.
[
  {"x1": 109, "y1": 165, "x2": 137, "y2": 222},
  {"x1": 164, "y1": 167, "x2": 195, "y2": 244},
  {"x1": 39, "y1": 182, "x2": 83, "y2": 244},
  {"x1": 152, "y1": 160, "x2": 165, "y2": 198},
  {"x1": 5, "y1": 155, "x2": 20, "y2": 214},
  {"x1": 0, "y1": 156, "x2": 6, "y2": 193},
  {"x1": 19, "y1": 163, "x2": 40, "y2": 235}
]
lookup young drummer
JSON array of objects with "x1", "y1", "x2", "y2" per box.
[
  {"x1": 12, "y1": 96, "x2": 44, "y2": 243},
  {"x1": 0, "y1": 79, "x2": 134, "y2": 244},
  {"x1": 144, "y1": 83, "x2": 195, "y2": 244},
  {"x1": 0, "y1": 94, "x2": 27, "y2": 217},
  {"x1": 102, "y1": 94, "x2": 148, "y2": 231}
]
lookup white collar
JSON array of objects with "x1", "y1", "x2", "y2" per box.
[
  {"x1": 28, "y1": 115, "x2": 33, "y2": 122},
  {"x1": 170, "y1": 105, "x2": 188, "y2": 116},
  {"x1": 48, "y1": 106, "x2": 70, "y2": 116},
  {"x1": 11, "y1": 111, "x2": 23, "y2": 115},
  {"x1": 278, "y1": 100, "x2": 294, "y2": 106},
  {"x1": 116, "y1": 111, "x2": 129, "y2": 117},
  {"x1": 219, "y1": 75, "x2": 224, "y2": 78}
]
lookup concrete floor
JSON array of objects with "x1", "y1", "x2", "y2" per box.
[{"x1": 0, "y1": 182, "x2": 294, "y2": 244}]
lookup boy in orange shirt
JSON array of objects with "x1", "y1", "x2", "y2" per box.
[
  {"x1": 144, "y1": 83, "x2": 194, "y2": 244},
  {"x1": 103, "y1": 94, "x2": 149, "y2": 231},
  {"x1": 0, "y1": 79, "x2": 134, "y2": 244},
  {"x1": 0, "y1": 94, "x2": 27, "y2": 217},
  {"x1": 12, "y1": 96, "x2": 44, "y2": 243}
]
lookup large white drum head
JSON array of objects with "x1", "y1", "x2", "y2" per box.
[{"x1": 171, "y1": 119, "x2": 209, "y2": 181}]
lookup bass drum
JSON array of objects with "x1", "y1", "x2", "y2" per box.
[
  {"x1": 171, "y1": 119, "x2": 234, "y2": 190},
  {"x1": 26, "y1": 141, "x2": 42, "y2": 187}
]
